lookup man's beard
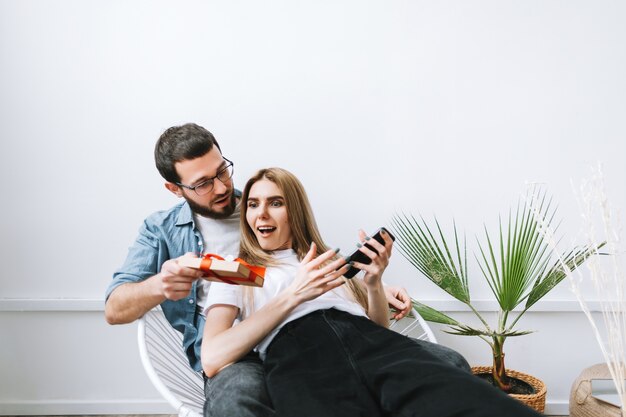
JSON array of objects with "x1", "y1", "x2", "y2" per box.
[{"x1": 185, "y1": 192, "x2": 237, "y2": 219}]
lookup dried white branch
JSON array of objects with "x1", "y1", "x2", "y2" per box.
[{"x1": 527, "y1": 166, "x2": 626, "y2": 415}]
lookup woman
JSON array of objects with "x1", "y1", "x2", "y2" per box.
[{"x1": 200, "y1": 168, "x2": 541, "y2": 417}]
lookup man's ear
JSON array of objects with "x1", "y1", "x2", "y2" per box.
[{"x1": 165, "y1": 182, "x2": 183, "y2": 198}]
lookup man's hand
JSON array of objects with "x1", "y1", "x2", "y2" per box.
[
  {"x1": 160, "y1": 254, "x2": 206, "y2": 300},
  {"x1": 384, "y1": 285, "x2": 412, "y2": 320},
  {"x1": 105, "y1": 253, "x2": 204, "y2": 325}
]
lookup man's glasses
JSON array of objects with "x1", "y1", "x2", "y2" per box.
[{"x1": 176, "y1": 158, "x2": 234, "y2": 196}]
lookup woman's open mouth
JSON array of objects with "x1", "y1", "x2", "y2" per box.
[{"x1": 257, "y1": 226, "x2": 277, "y2": 237}]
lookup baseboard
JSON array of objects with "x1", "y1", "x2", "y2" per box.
[
  {"x1": 545, "y1": 400, "x2": 569, "y2": 415},
  {"x1": 0, "y1": 399, "x2": 175, "y2": 415},
  {"x1": 0, "y1": 298, "x2": 104, "y2": 312}
]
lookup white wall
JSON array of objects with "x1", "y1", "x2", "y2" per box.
[{"x1": 1, "y1": 0, "x2": 625, "y2": 415}]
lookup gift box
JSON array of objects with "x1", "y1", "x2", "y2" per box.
[{"x1": 178, "y1": 254, "x2": 265, "y2": 287}]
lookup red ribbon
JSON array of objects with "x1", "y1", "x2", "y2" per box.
[
  {"x1": 234, "y1": 257, "x2": 266, "y2": 279},
  {"x1": 199, "y1": 253, "x2": 265, "y2": 285}
]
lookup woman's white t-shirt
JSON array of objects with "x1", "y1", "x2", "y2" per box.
[{"x1": 202, "y1": 249, "x2": 367, "y2": 358}]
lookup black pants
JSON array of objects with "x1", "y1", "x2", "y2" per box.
[{"x1": 264, "y1": 309, "x2": 543, "y2": 417}]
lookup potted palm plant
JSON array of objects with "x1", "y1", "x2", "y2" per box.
[{"x1": 391, "y1": 190, "x2": 603, "y2": 413}]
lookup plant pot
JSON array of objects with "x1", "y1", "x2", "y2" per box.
[{"x1": 472, "y1": 366, "x2": 547, "y2": 413}]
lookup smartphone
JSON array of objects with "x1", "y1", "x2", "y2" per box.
[{"x1": 342, "y1": 227, "x2": 395, "y2": 279}]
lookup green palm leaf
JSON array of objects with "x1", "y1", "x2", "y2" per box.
[
  {"x1": 411, "y1": 300, "x2": 459, "y2": 326},
  {"x1": 444, "y1": 325, "x2": 533, "y2": 338},
  {"x1": 392, "y1": 214, "x2": 470, "y2": 303},
  {"x1": 525, "y1": 242, "x2": 606, "y2": 309},
  {"x1": 444, "y1": 325, "x2": 488, "y2": 337},
  {"x1": 476, "y1": 191, "x2": 556, "y2": 312}
]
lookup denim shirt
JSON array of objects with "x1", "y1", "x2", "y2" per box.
[{"x1": 105, "y1": 192, "x2": 241, "y2": 371}]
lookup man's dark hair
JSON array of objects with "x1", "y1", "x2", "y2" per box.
[{"x1": 154, "y1": 123, "x2": 222, "y2": 183}]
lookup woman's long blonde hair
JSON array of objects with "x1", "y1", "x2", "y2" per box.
[{"x1": 239, "y1": 167, "x2": 368, "y2": 312}]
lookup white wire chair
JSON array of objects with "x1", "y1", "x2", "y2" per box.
[
  {"x1": 389, "y1": 308, "x2": 438, "y2": 343},
  {"x1": 138, "y1": 307, "x2": 437, "y2": 417},
  {"x1": 138, "y1": 308, "x2": 204, "y2": 417}
]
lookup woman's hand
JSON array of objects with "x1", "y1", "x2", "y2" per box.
[
  {"x1": 350, "y1": 229, "x2": 394, "y2": 327},
  {"x1": 384, "y1": 286, "x2": 412, "y2": 320},
  {"x1": 287, "y1": 242, "x2": 350, "y2": 303},
  {"x1": 352, "y1": 229, "x2": 394, "y2": 289}
]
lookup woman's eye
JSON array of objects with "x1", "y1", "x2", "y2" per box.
[
  {"x1": 247, "y1": 201, "x2": 258, "y2": 208},
  {"x1": 271, "y1": 200, "x2": 283, "y2": 207}
]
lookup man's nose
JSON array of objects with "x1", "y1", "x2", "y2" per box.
[{"x1": 213, "y1": 177, "x2": 228, "y2": 194}]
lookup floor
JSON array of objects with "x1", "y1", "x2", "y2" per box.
[{"x1": 5, "y1": 414, "x2": 566, "y2": 417}]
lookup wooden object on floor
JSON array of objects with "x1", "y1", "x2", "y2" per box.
[{"x1": 570, "y1": 363, "x2": 622, "y2": 417}]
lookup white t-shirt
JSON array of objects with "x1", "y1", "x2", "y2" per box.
[
  {"x1": 202, "y1": 249, "x2": 367, "y2": 358},
  {"x1": 194, "y1": 203, "x2": 241, "y2": 311}
]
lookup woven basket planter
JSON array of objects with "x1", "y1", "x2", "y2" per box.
[{"x1": 472, "y1": 366, "x2": 547, "y2": 413}]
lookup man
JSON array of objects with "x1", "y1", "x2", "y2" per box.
[{"x1": 105, "y1": 123, "x2": 467, "y2": 417}]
